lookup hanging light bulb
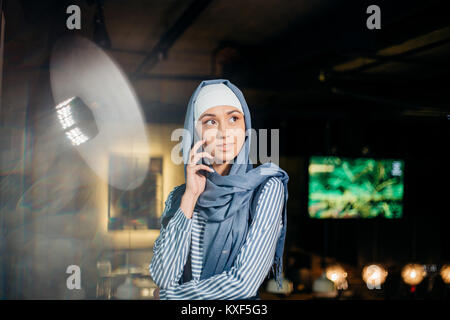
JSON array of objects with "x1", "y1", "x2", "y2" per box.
[
  {"x1": 440, "y1": 264, "x2": 450, "y2": 284},
  {"x1": 401, "y1": 264, "x2": 426, "y2": 286},
  {"x1": 362, "y1": 264, "x2": 388, "y2": 289},
  {"x1": 325, "y1": 264, "x2": 348, "y2": 290}
]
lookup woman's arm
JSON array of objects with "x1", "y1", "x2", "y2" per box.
[
  {"x1": 150, "y1": 139, "x2": 213, "y2": 290},
  {"x1": 149, "y1": 186, "x2": 193, "y2": 289},
  {"x1": 158, "y1": 177, "x2": 285, "y2": 300}
]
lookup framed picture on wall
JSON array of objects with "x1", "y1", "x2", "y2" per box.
[{"x1": 107, "y1": 156, "x2": 163, "y2": 231}]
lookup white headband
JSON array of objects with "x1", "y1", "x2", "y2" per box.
[{"x1": 194, "y1": 83, "x2": 243, "y2": 122}]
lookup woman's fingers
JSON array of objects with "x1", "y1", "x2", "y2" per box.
[
  {"x1": 191, "y1": 152, "x2": 213, "y2": 165},
  {"x1": 190, "y1": 139, "x2": 205, "y2": 158},
  {"x1": 187, "y1": 164, "x2": 214, "y2": 173},
  {"x1": 188, "y1": 139, "x2": 213, "y2": 166},
  {"x1": 196, "y1": 164, "x2": 214, "y2": 173}
]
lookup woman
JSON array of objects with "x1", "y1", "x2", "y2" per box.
[{"x1": 149, "y1": 79, "x2": 289, "y2": 300}]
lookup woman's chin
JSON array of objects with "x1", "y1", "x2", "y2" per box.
[{"x1": 211, "y1": 154, "x2": 238, "y2": 165}]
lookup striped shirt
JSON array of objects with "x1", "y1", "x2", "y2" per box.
[{"x1": 149, "y1": 177, "x2": 284, "y2": 300}]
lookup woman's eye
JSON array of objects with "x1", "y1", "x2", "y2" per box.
[
  {"x1": 229, "y1": 116, "x2": 238, "y2": 123},
  {"x1": 204, "y1": 119, "x2": 216, "y2": 125}
]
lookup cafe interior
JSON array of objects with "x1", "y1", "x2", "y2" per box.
[{"x1": 0, "y1": 0, "x2": 448, "y2": 299}]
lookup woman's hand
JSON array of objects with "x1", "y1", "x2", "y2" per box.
[
  {"x1": 180, "y1": 139, "x2": 213, "y2": 219},
  {"x1": 186, "y1": 139, "x2": 214, "y2": 196}
]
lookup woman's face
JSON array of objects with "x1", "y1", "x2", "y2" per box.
[{"x1": 195, "y1": 105, "x2": 246, "y2": 164}]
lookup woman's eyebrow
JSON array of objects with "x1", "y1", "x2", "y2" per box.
[
  {"x1": 198, "y1": 113, "x2": 216, "y2": 120},
  {"x1": 226, "y1": 110, "x2": 242, "y2": 115}
]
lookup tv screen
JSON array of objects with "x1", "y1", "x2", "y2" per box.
[{"x1": 308, "y1": 156, "x2": 404, "y2": 219}]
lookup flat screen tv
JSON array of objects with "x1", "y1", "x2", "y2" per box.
[{"x1": 308, "y1": 156, "x2": 404, "y2": 219}]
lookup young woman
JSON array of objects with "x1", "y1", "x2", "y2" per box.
[{"x1": 149, "y1": 79, "x2": 289, "y2": 300}]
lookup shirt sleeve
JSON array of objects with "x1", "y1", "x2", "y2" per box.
[
  {"x1": 158, "y1": 177, "x2": 285, "y2": 300},
  {"x1": 149, "y1": 186, "x2": 193, "y2": 289}
]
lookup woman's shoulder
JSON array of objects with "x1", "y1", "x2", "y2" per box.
[
  {"x1": 165, "y1": 183, "x2": 186, "y2": 205},
  {"x1": 260, "y1": 177, "x2": 284, "y2": 195},
  {"x1": 253, "y1": 162, "x2": 289, "y2": 182},
  {"x1": 161, "y1": 184, "x2": 186, "y2": 227}
]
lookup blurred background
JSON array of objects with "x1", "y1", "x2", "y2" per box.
[{"x1": 0, "y1": 0, "x2": 449, "y2": 299}]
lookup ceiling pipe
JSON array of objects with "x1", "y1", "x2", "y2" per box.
[{"x1": 131, "y1": 0, "x2": 214, "y2": 80}]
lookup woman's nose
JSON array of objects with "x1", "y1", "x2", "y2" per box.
[
  {"x1": 216, "y1": 121, "x2": 231, "y2": 139},
  {"x1": 216, "y1": 128, "x2": 225, "y2": 139}
]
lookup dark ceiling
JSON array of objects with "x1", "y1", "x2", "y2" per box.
[{"x1": 3, "y1": 0, "x2": 449, "y2": 125}]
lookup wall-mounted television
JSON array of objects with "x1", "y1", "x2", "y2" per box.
[{"x1": 308, "y1": 156, "x2": 404, "y2": 219}]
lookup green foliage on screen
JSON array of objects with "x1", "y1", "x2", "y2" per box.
[{"x1": 308, "y1": 156, "x2": 404, "y2": 219}]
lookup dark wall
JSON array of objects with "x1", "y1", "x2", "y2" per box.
[{"x1": 263, "y1": 104, "x2": 449, "y2": 267}]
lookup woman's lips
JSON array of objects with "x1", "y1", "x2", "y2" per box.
[{"x1": 217, "y1": 143, "x2": 235, "y2": 151}]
